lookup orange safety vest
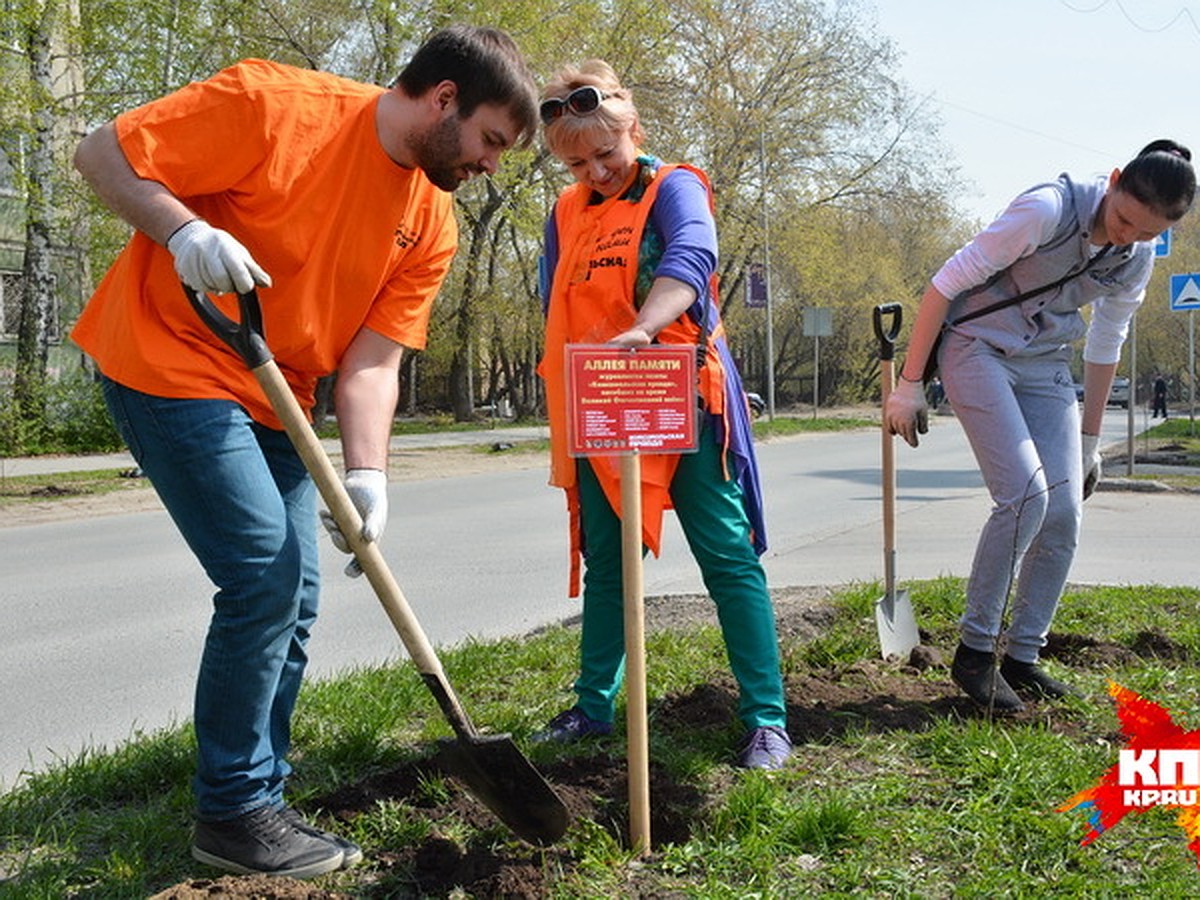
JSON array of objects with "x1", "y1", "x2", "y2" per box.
[{"x1": 539, "y1": 162, "x2": 729, "y2": 596}]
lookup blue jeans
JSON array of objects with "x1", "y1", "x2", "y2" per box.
[
  {"x1": 940, "y1": 335, "x2": 1081, "y2": 663},
  {"x1": 102, "y1": 378, "x2": 320, "y2": 819}
]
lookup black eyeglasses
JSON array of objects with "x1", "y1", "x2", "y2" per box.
[{"x1": 539, "y1": 86, "x2": 609, "y2": 125}]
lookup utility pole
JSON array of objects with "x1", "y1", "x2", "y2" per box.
[{"x1": 759, "y1": 129, "x2": 776, "y2": 420}]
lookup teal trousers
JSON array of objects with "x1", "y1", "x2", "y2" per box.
[{"x1": 573, "y1": 421, "x2": 786, "y2": 731}]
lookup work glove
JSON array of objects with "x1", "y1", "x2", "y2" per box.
[
  {"x1": 319, "y1": 468, "x2": 388, "y2": 577},
  {"x1": 884, "y1": 377, "x2": 929, "y2": 448},
  {"x1": 1081, "y1": 433, "x2": 1102, "y2": 500},
  {"x1": 166, "y1": 219, "x2": 272, "y2": 295}
]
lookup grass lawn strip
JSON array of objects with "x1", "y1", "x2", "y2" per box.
[{"x1": 3, "y1": 580, "x2": 1200, "y2": 897}]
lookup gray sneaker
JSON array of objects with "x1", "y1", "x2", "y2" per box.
[
  {"x1": 278, "y1": 805, "x2": 363, "y2": 868},
  {"x1": 737, "y1": 725, "x2": 792, "y2": 770},
  {"x1": 192, "y1": 804, "x2": 344, "y2": 878}
]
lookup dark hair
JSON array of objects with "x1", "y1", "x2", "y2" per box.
[
  {"x1": 396, "y1": 25, "x2": 539, "y2": 148},
  {"x1": 1117, "y1": 139, "x2": 1196, "y2": 221}
]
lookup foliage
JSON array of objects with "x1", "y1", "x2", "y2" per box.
[
  {"x1": 0, "y1": 367, "x2": 122, "y2": 455},
  {"x1": 1126, "y1": 209, "x2": 1200, "y2": 400},
  {"x1": 7, "y1": 0, "x2": 972, "y2": 441}
]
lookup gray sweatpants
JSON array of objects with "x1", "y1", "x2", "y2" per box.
[{"x1": 940, "y1": 332, "x2": 1083, "y2": 663}]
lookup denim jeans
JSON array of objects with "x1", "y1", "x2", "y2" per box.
[
  {"x1": 940, "y1": 334, "x2": 1081, "y2": 663},
  {"x1": 101, "y1": 377, "x2": 319, "y2": 819},
  {"x1": 574, "y1": 418, "x2": 786, "y2": 731}
]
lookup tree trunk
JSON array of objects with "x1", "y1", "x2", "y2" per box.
[
  {"x1": 13, "y1": 2, "x2": 59, "y2": 424},
  {"x1": 449, "y1": 181, "x2": 505, "y2": 421}
]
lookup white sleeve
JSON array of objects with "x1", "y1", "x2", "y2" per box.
[
  {"x1": 1083, "y1": 281, "x2": 1147, "y2": 364},
  {"x1": 931, "y1": 187, "x2": 1062, "y2": 300}
]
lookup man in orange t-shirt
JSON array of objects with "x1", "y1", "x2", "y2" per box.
[{"x1": 71, "y1": 25, "x2": 536, "y2": 879}]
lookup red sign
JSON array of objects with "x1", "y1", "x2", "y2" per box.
[{"x1": 566, "y1": 344, "x2": 697, "y2": 456}]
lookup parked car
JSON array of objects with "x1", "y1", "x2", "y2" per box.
[
  {"x1": 745, "y1": 391, "x2": 765, "y2": 417},
  {"x1": 1107, "y1": 377, "x2": 1130, "y2": 408}
]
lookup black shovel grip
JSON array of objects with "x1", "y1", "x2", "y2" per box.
[
  {"x1": 873, "y1": 303, "x2": 902, "y2": 362},
  {"x1": 182, "y1": 284, "x2": 273, "y2": 369}
]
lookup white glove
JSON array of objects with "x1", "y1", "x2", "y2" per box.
[
  {"x1": 884, "y1": 377, "x2": 929, "y2": 448},
  {"x1": 319, "y1": 468, "x2": 388, "y2": 577},
  {"x1": 1081, "y1": 433, "x2": 1102, "y2": 500},
  {"x1": 166, "y1": 219, "x2": 272, "y2": 295}
]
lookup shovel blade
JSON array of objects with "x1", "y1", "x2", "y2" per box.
[
  {"x1": 435, "y1": 733, "x2": 569, "y2": 845},
  {"x1": 875, "y1": 588, "x2": 919, "y2": 660}
]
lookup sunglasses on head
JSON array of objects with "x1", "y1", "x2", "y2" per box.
[{"x1": 539, "y1": 86, "x2": 609, "y2": 125}]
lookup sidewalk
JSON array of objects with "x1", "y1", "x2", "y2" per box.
[{"x1": 0, "y1": 423, "x2": 551, "y2": 478}]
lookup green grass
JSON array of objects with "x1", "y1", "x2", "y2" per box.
[
  {"x1": 4, "y1": 580, "x2": 1200, "y2": 896},
  {"x1": 1137, "y1": 418, "x2": 1200, "y2": 464},
  {"x1": 0, "y1": 468, "x2": 146, "y2": 508},
  {"x1": 753, "y1": 413, "x2": 876, "y2": 440},
  {"x1": 1, "y1": 414, "x2": 868, "y2": 508},
  {"x1": 315, "y1": 415, "x2": 545, "y2": 440}
]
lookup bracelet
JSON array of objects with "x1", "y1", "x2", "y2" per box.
[
  {"x1": 164, "y1": 217, "x2": 203, "y2": 247},
  {"x1": 897, "y1": 372, "x2": 923, "y2": 384}
]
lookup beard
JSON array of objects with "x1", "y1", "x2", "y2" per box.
[{"x1": 407, "y1": 115, "x2": 478, "y2": 192}]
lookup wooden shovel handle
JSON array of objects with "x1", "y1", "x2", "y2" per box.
[
  {"x1": 252, "y1": 357, "x2": 478, "y2": 737},
  {"x1": 183, "y1": 285, "x2": 477, "y2": 738},
  {"x1": 875, "y1": 304, "x2": 900, "y2": 588}
]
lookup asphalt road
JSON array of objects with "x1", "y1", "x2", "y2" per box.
[{"x1": 1, "y1": 409, "x2": 1190, "y2": 792}]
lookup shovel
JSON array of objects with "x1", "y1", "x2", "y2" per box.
[
  {"x1": 185, "y1": 285, "x2": 569, "y2": 846},
  {"x1": 873, "y1": 303, "x2": 920, "y2": 660}
]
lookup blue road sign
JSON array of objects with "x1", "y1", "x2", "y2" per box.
[
  {"x1": 1170, "y1": 273, "x2": 1200, "y2": 311},
  {"x1": 1155, "y1": 230, "x2": 1171, "y2": 258}
]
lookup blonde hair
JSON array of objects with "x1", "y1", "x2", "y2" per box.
[{"x1": 541, "y1": 60, "x2": 644, "y2": 157}]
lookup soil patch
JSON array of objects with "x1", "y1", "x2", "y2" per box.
[{"x1": 149, "y1": 875, "x2": 351, "y2": 899}]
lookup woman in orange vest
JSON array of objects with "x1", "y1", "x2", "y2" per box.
[{"x1": 534, "y1": 60, "x2": 790, "y2": 769}]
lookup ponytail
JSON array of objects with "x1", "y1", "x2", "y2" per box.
[{"x1": 1118, "y1": 139, "x2": 1196, "y2": 221}]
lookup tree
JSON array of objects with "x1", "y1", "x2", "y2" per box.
[
  {"x1": 621, "y1": 0, "x2": 968, "y2": 404},
  {"x1": 2, "y1": 0, "x2": 84, "y2": 437},
  {"x1": 47, "y1": 0, "x2": 967, "y2": 436}
]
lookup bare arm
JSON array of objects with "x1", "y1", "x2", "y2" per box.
[
  {"x1": 334, "y1": 327, "x2": 404, "y2": 470},
  {"x1": 609, "y1": 276, "x2": 697, "y2": 348},
  {"x1": 898, "y1": 283, "x2": 952, "y2": 383},
  {"x1": 74, "y1": 122, "x2": 197, "y2": 245},
  {"x1": 1081, "y1": 360, "x2": 1117, "y2": 435}
]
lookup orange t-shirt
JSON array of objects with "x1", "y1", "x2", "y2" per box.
[{"x1": 71, "y1": 59, "x2": 458, "y2": 429}]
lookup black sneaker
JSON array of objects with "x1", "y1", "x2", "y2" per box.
[
  {"x1": 278, "y1": 805, "x2": 363, "y2": 869},
  {"x1": 999, "y1": 656, "x2": 1077, "y2": 700},
  {"x1": 192, "y1": 804, "x2": 344, "y2": 878},
  {"x1": 951, "y1": 643, "x2": 1024, "y2": 713}
]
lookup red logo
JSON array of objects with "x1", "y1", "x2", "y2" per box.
[{"x1": 1059, "y1": 682, "x2": 1200, "y2": 866}]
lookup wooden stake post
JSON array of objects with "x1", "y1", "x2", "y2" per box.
[
  {"x1": 619, "y1": 451, "x2": 651, "y2": 852},
  {"x1": 565, "y1": 344, "x2": 698, "y2": 855}
]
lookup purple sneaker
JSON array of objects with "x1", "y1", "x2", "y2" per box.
[
  {"x1": 532, "y1": 706, "x2": 613, "y2": 744},
  {"x1": 737, "y1": 726, "x2": 792, "y2": 770}
]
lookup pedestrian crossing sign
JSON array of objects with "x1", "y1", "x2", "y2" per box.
[
  {"x1": 1155, "y1": 230, "x2": 1171, "y2": 258},
  {"x1": 1170, "y1": 273, "x2": 1200, "y2": 311}
]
